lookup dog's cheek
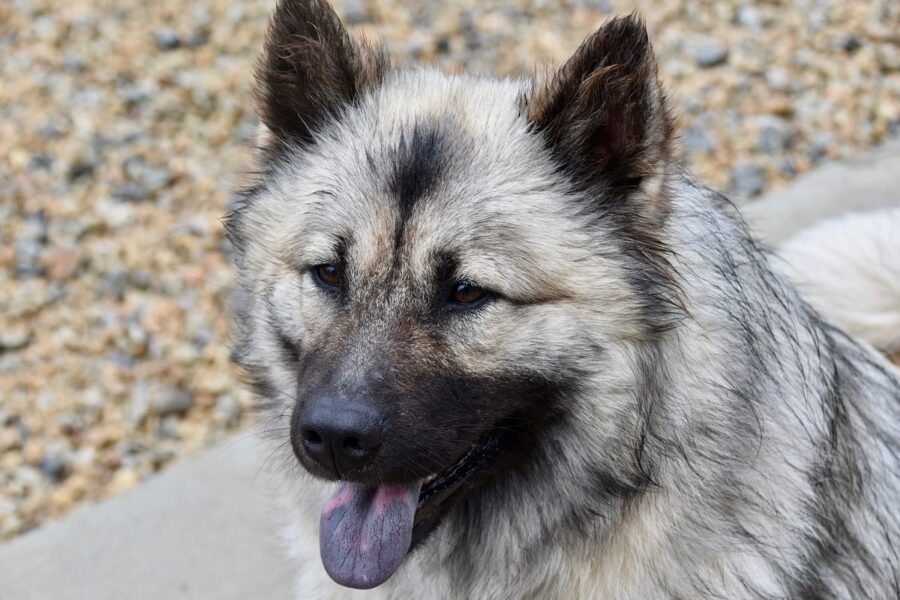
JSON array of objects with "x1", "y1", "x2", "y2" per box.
[
  {"x1": 248, "y1": 274, "x2": 339, "y2": 410},
  {"x1": 274, "y1": 273, "x2": 340, "y2": 339},
  {"x1": 441, "y1": 302, "x2": 596, "y2": 383}
]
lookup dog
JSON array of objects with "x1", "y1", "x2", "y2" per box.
[{"x1": 225, "y1": 1, "x2": 900, "y2": 597}]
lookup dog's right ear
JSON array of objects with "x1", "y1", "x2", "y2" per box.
[
  {"x1": 255, "y1": 0, "x2": 387, "y2": 147},
  {"x1": 527, "y1": 15, "x2": 675, "y2": 203}
]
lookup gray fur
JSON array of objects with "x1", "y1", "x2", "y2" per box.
[{"x1": 228, "y1": 3, "x2": 900, "y2": 598}]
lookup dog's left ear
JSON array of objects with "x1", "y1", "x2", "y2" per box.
[
  {"x1": 255, "y1": 0, "x2": 387, "y2": 148},
  {"x1": 527, "y1": 15, "x2": 675, "y2": 202}
]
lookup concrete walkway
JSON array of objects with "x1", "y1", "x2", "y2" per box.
[
  {"x1": 0, "y1": 433, "x2": 295, "y2": 600},
  {"x1": 740, "y1": 138, "x2": 900, "y2": 245},
  {"x1": 1, "y1": 140, "x2": 898, "y2": 600}
]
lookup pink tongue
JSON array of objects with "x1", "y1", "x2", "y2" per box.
[{"x1": 319, "y1": 481, "x2": 422, "y2": 589}]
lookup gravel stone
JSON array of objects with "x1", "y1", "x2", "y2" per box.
[
  {"x1": 730, "y1": 163, "x2": 768, "y2": 197},
  {"x1": 61, "y1": 56, "x2": 86, "y2": 72},
  {"x1": 98, "y1": 269, "x2": 129, "y2": 300},
  {"x1": 0, "y1": 328, "x2": 33, "y2": 352},
  {"x1": 158, "y1": 416, "x2": 182, "y2": 440},
  {"x1": 435, "y1": 37, "x2": 451, "y2": 54},
  {"x1": 0, "y1": 428, "x2": 23, "y2": 451},
  {"x1": 233, "y1": 116, "x2": 259, "y2": 144},
  {"x1": 124, "y1": 157, "x2": 174, "y2": 194},
  {"x1": 113, "y1": 182, "x2": 150, "y2": 203},
  {"x1": 757, "y1": 116, "x2": 793, "y2": 153},
  {"x1": 837, "y1": 35, "x2": 862, "y2": 54},
  {"x1": 116, "y1": 79, "x2": 154, "y2": 106},
  {"x1": 37, "y1": 117, "x2": 66, "y2": 140},
  {"x1": 39, "y1": 456, "x2": 67, "y2": 483},
  {"x1": 128, "y1": 382, "x2": 151, "y2": 425},
  {"x1": 67, "y1": 159, "x2": 97, "y2": 181},
  {"x1": 213, "y1": 394, "x2": 241, "y2": 425},
  {"x1": 733, "y1": 5, "x2": 761, "y2": 28},
  {"x1": 14, "y1": 212, "x2": 49, "y2": 278},
  {"x1": 765, "y1": 68, "x2": 791, "y2": 93},
  {"x1": 27, "y1": 154, "x2": 54, "y2": 171},
  {"x1": 580, "y1": 0, "x2": 613, "y2": 12},
  {"x1": 187, "y1": 30, "x2": 210, "y2": 48},
  {"x1": 22, "y1": 211, "x2": 49, "y2": 244},
  {"x1": 342, "y1": 0, "x2": 369, "y2": 24},
  {"x1": 690, "y1": 38, "x2": 729, "y2": 68},
  {"x1": 14, "y1": 240, "x2": 45, "y2": 278},
  {"x1": 778, "y1": 157, "x2": 798, "y2": 177},
  {"x1": 153, "y1": 28, "x2": 181, "y2": 50},
  {"x1": 152, "y1": 386, "x2": 195, "y2": 416},
  {"x1": 808, "y1": 132, "x2": 835, "y2": 162},
  {"x1": 681, "y1": 124, "x2": 718, "y2": 154}
]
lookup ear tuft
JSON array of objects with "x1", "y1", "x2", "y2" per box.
[
  {"x1": 528, "y1": 15, "x2": 675, "y2": 196},
  {"x1": 255, "y1": 0, "x2": 387, "y2": 147}
]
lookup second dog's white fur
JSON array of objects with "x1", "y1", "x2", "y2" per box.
[{"x1": 775, "y1": 207, "x2": 900, "y2": 353}]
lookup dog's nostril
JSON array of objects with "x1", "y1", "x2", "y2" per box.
[
  {"x1": 343, "y1": 437, "x2": 361, "y2": 451},
  {"x1": 302, "y1": 429, "x2": 322, "y2": 444}
]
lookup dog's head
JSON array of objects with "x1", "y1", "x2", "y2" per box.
[{"x1": 229, "y1": 0, "x2": 677, "y2": 589}]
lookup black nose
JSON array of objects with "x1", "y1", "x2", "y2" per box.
[{"x1": 293, "y1": 403, "x2": 383, "y2": 477}]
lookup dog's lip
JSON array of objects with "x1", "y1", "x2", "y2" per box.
[
  {"x1": 409, "y1": 430, "x2": 504, "y2": 549},
  {"x1": 416, "y1": 435, "x2": 497, "y2": 506}
]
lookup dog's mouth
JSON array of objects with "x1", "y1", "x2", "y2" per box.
[{"x1": 318, "y1": 430, "x2": 503, "y2": 590}]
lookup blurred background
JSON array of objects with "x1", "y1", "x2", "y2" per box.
[{"x1": 1, "y1": 0, "x2": 898, "y2": 543}]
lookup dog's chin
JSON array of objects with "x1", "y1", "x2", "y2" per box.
[{"x1": 315, "y1": 429, "x2": 505, "y2": 590}]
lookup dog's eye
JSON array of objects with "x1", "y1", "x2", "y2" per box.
[
  {"x1": 448, "y1": 282, "x2": 488, "y2": 307},
  {"x1": 312, "y1": 264, "x2": 342, "y2": 291}
]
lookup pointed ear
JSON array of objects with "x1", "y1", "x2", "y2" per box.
[
  {"x1": 527, "y1": 15, "x2": 675, "y2": 198},
  {"x1": 255, "y1": 0, "x2": 387, "y2": 147}
]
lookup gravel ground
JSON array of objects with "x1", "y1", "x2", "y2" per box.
[{"x1": 1, "y1": 0, "x2": 898, "y2": 541}]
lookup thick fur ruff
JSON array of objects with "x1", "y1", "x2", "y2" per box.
[{"x1": 228, "y1": 2, "x2": 900, "y2": 598}]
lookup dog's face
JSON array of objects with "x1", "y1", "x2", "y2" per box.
[
  {"x1": 262, "y1": 79, "x2": 590, "y2": 484},
  {"x1": 229, "y1": 0, "x2": 676, "y2": 590}
]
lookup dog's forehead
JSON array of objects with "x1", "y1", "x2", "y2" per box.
[
  {"x1": 271, "y1": 74, "x2": 566, "y2": 237},
  {"x1": 329, "y1": 70, "x2": 547, "y2": 209},
  {"x1": 249, "y1": 69, "x2": 594, "y2": 301},
  {"x1": 364, "y1": 69, "x2": 527, "y2": 142}
]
